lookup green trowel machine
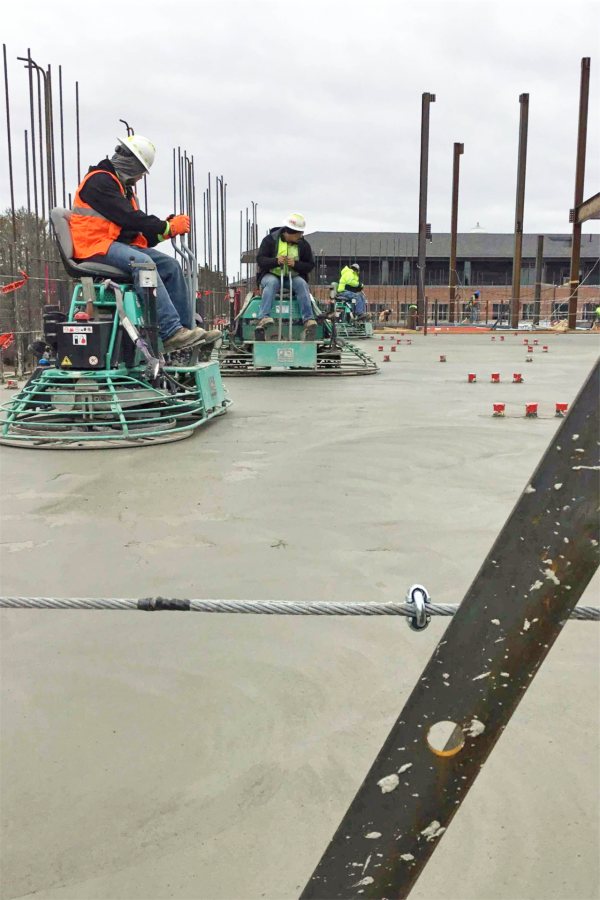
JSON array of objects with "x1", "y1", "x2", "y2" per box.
[
  {"x1": 217, "y1": 271, "x2": 378, "y2": 376},
  {"x1": 0, "y1": 209, "x2": 231, "y2": 449},
  {"x1": 329, "y1": 282, "x2": 374, "y2": 340}
]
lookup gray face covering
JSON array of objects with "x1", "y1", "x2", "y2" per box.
[{"x1": 110, "y1": 146, "x2": 146, "y2": 185}]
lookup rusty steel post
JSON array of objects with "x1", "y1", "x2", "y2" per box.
[
  {"x1": 510, "y1": 93, "x2": 529, "y2": 329},
  {"x1": 448, "y1": 142, "x2": 463, "y2": 324},
  {"x1": 417, "y1": 92, "x2": 435, "y2": 328},
  {"x1": 533, "y1": 234, "x2": 544, "y2": 326},
  {"x1": 568, "y1": 57, "x2": 591, "y2": 330},
  {"x1": 301, "y1": 359, "x2": 599, "y2": 899}
]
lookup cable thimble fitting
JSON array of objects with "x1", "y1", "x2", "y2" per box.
[{"x1": 406, "y1": 584, "x2": 431, "y2": 631}]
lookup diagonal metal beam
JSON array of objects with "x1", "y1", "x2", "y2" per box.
[{"x1": 301, "y1": 360, "x2": 600, "y2": 899}]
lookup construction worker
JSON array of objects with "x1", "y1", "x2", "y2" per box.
[
  {"x1": 463, "y1": 290, "x2": 480, "y2": 323},
  {"x1": 256, "y1": 214, "x2": 317, "y2": 337},
  {"x1": 69, "y1": 134, "x2": 219, "y2": 352},
  {"x1": 407, "y1": 303, "x2": 418, "y2": 329},
  {"x1": 592, "y1": 304, "x2": 600, "y2": 331},
  {"x1": 337, "y1": 263, "x2": 367, "y2": 318}
]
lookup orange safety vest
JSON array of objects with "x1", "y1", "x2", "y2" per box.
[{"x1": 70, "y1": 169, "x2": 148, "y2": 259}]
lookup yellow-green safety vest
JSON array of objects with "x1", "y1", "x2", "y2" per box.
[
  {"x1": 271, "y1": 238, "x2": 299, "y2": 277},
  {"x1": 338, "y1": 265, "x2": 360, "y2": 293}
]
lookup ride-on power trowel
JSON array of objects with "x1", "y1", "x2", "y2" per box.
[
  {"x1": 328, "y1": 282, "x2": 374, "y2": 340},
  {"x1": 217, "y1": 270, "x2": 378, "y2": 376},
  {"x1": 0, "y1": 209, "x2": 231, "y2": 449}
]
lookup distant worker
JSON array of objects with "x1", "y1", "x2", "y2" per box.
[
  {"x1": 256, "y1": 213, "x2": 317, "y2": 337},
  {"x1": 407, "y1": 303, "x2": 418, "y2": 330},
  {"x1": 69, "y1": 134, "x2": 219, "y2": 352},
  {"x1": 592, "y1": 304, "x2": 600, "y2": 331},
  {"x1": 464, "y1": 290, "x2": 480, "y2": 323},
  {"x1": 337, "y1": 263, "x2": 368, "y2": 318},
  {"x1": 378, "y1": 308, "x2": 393, "y2": 323}
]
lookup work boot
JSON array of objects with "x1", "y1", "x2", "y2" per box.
[
  {"x1": 303, "y1": 318, "x2": 317, "y2": 341},
  {"x1": 163, "y1": 326, "x2": 221, "y2": 353},
  {"x1": 257, "y1": 317, "x2": 274, "y2": 329},
  {"x1": 195, "y1": 327, "x2": 221, "y2": 344}
]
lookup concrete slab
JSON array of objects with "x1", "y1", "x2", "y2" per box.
[{"x1": 1, "y1": 332, "x2": 599, "y2": 900}]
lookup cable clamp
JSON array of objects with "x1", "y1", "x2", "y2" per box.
[{"x1": 406, "y1": 584, "x2": 431, "y2": 632}]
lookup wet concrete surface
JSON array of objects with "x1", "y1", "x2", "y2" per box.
[{"x1": 1, "y1": 332, "x2": 599, "y2": 900}]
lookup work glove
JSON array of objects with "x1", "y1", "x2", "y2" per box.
[{"x1": 167, "y1": 214, "x2": 190, "y2": 237}]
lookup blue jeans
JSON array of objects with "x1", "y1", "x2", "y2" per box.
[
  {"x1": 338, "y1": 290, "x2": 367, "y2": 316},
  {"x1": 102, "y1": 243, "x2": 192, "y2": 340},
  {"x1": 258, "y1": 273, "x2": 314, "y2": 322}
]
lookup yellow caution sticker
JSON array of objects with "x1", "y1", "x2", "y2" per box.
[{"x1": 61, "y1": 355, "x2": 72, "y2": 367}]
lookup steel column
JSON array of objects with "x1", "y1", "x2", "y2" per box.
[
  {"x1": 416, "y1": 92, "x2": 435, "y2": 327},
  {"x1": 510, "y1": 93, "x2": 529, "y2": 329},
  {"x1": 568, "y1": 57, "x2": 591, "y2": 330},
  {"x1": 533, "y1": 234, "x2": 544, "y2": 325},
  {"x1": 448, "y1": 142, "x2": 463, "y2": 324}
]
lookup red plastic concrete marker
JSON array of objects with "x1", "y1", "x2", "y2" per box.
[
  {"x1": 525, "y1": 402, "x2": 538, "y2": 418},
  {"x1": 491, "y1": 336, "x2": 496, "y2": 341},
  {"x1": 543, "y1": 345, "x2": 549, "y2": 352},
  {"x1": 555, "y1": 402, "x2": 569, "y2": 417},
  {"x1": 439, "y1": 354, "x2": 446, "y2": 362},
  {"x1": 533, "y1": 339, "x2": 539, "y2": 345},
  {"x1": 500, "y1": 335, "x2": 505, "y2": 341},
  {"x1": 468, "y1": 373, "x2": 477, "y2": 383},
  {"x1": 492, "y1": 403, "x2": 505, "y2": 417},
  {"x1": 527, "y1": 345, "x2": 534, "y2": 353},
  {"x1": 6, "y1": 379, "x2": 18, "y2": 389},
  {"x1": 391, "y1": 345, "x2": 397, "y2": 352},
  {"x1": 378, "y1": 345, "x2": 384, "y2": 351},
  {"x1": 523, "y1": 338, "x2": 529, "y2": 344},
  {"x1": 491, "y1": 372, "x2": 500, "y2": 383},
  {"x1": 513, "y1": 373, "x2": 523, "y2": 383},
  {"x1": 383, "y1": 354, "x2": 390, "y2": 362}
]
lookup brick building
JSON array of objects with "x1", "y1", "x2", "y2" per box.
[{"x1": 304, "y1": 231, "x2": 599, "y2": 289}]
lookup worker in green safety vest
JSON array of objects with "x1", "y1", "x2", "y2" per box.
[
  {"x1": 255, "y1": 213, "x2": 316, "y2": 336},
  {"x1": 336, "y1": 263, "x2": 367, "y2": 318},
  {"x1": 592, "y1": 305, "x2": 600, "y2": 331}
]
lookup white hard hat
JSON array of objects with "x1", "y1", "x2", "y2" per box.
[
  {"x1": 282, "y1": 213, "x2": 306, "y2": 232},
  {"x1": 117, "y1": 134, "x2": 156, "y2": 173},
  {"x1": 351, "y1": 263, "x2": 360, "y2": 271}
]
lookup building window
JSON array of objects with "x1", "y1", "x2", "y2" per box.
[
  {"x1": 521, "y1": 303, "x2": 534, "y2": 320},
  {"x1": 381, "y1": 259, "x2": 389, "y2": 285}
]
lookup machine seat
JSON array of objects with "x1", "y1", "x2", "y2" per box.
[{"x1": 50, "y1": 208, "x2": 132, "y2": 282}]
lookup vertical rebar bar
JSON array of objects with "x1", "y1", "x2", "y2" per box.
[
  {"x1": 510, "y1": 93, "x2": 529, "y2": 329},
  {"x1": 24, "y1": 129, "x2": 31, "y2": 212},
  {"x1": 215, "y1": 176, "x2": 221, "y2": 275},
  {"x1": 449, "y1": 142, "x2": 463, "y2": 324},
  {"x1": 3, "y1": 44, "x2": 17, "y2": 243},
  {"x1": 568, "y1": 57, "x2": 590, "y2": 330},
  {"x1": 58, "y1": 65, "x2": 66, "y2": 207},
  {"x1": 223, "y1": 181, "x2": 227, "y2": 284},
  {"x1": 75, "y1": 80, "x2": 81, "y2": 182}
]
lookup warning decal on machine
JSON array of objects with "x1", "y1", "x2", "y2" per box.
[
  {"x1": 88, "y1": 355, "x2": 99, "y2": 366},
  {"x1": 61, "y1": 356, "x2": 72, "y2": 366},
  {"x1": 63, "y1": 325, "x2": 93, "y2": 333},
  {"x1": 73, "y1": 334, "x2": 87, "y2": 345}
]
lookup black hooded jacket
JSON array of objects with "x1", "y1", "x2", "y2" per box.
[
  {"x1": 256, "y1": 227, "x2": 315, "y2": 285},
  {"x1": 78, "y1": 159, "x2": 168, "y2": 248}
]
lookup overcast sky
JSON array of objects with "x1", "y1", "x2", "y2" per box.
[{"x1": 2, "y1": 0, "x2": 599, "y2": 278}]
